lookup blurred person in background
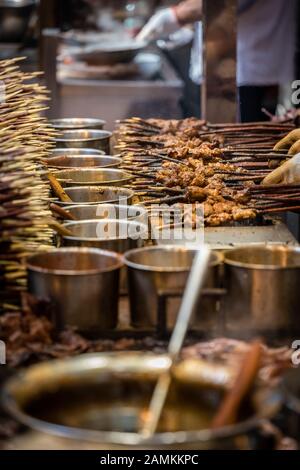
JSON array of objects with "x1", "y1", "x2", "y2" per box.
[{"x1": 138, "y1": 0, "x2": 297, "y2": 122}]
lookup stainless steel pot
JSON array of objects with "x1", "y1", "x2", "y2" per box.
[
  {"x1": 54, "y1": 168, "x2": 133, "y2": 187},
  {"x1": 46, "y1": 155, "x2": 122, "y2": 169},
  {"x1": 124, "y1": 246, "x2": 223, "y2": 331},
  {"x1": 53, "y1": 186, "x2": 134, "y2": 208},
  {"x1": 223, "y1": 246, "x2": 300, "y2": 340},
  {"x1": 62, "y1": 220, "x2": 148, "y2": 254},
  {"x1": 1, "y1": 352, "x2": 281, "y2": 450},
  {"x1": 63, "y1": 204, "x2": 148, "y2": 225},
  {"x1": 27, "y1": 248, "x2": 123, "y2": 333},
  {"x1": 0, "y1": 0, "x2": 36, "y2": 43},
  {"x1": 52, "y1": 148, "x2": 105, "y2": 156},
  {"x1": 50, "y1": 118, "x2": 106, "y2": 131},
  {"x1": 55, "y1": 130, "x2": 112, "y2": 153}
]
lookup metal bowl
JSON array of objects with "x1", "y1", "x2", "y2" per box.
[
  {"x1": 54, "y1": 169, "x2": 133, "y2": 187},
  {"x1": 50, "y1": 118, "x2": 106, "y2": 131},
  {"x1": 55, "y1": 130, "x2": 112, "y2": 153},
  {"x1": 46, "y1": 155, "x2": 122, "y2": 170},
  {"x1": 64, "y1": 204, "x2": 148, "y2": 225},
  {"x1": 0, "y1": 0, "x2": 36, "y2": 43},
  {"x1": 53, "y1": 186, "x2": 134, "y2": 208},
  {"x1": 26, "y1": 248, "x2": 123, "y2": 333},
  {"x1": 124, "y1": 246, "x2": 223, "y2": 330},
  {"x1": 74, "y1": 40, "x2": 147, "y2": 66},
  {"x1": 52, "y1": 148, "x2": 105, "y2": 156},
  {"x1": 62, "y1": 219, "x2": 148, "y2": 254},
  {"x1": 2, "y1": 352, "x2": 281, "y2": 449}
]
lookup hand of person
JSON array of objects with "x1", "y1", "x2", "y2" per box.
[
  {"x1": 263, "y1": 153, "x2": 300, "y2": 185},
  {"x1": 274, "y1": 129, "x2": 300, "y2": 155},
  {"x1": 136, "y1": 8, "x2": 180, "y2": 42}
]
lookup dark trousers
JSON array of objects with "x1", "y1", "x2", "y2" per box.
[{"x1": 238, "y1": 85, "x2": 279, "y2": 122}]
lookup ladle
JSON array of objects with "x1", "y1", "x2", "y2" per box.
[{"x1": 141, "y1": 245, "x2": 211, "y2": 437}]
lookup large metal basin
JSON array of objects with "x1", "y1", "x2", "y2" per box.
[{"x1": 1, "y1": 352, "x2": 281, "y2": 449}]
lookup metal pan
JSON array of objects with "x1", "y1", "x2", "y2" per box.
[
  {"x1": 62, "y1": 204, "x2": 148, "y2": 225},
  {"x1": 55, "y1": 130, "x2": 112, "y2": 153},
  {"x1": 53, "y1": 186, "x2": 134, "y2": 207},
  {"x1": 74, "y1": 40, "x2": 147, "y2": 66},
  {"x1": 62, "y1": 219, "x2": 148, "y2": 254},
  {"x1": 46, "y1": 155, "x2": 122, "y2": 169},
  {"x1": 52, "y1": 148, "x2": 105, "y2": 156},
  {"x1": 54, "y1": 169, "x2": 133, "y2": 187},
  {"x1": 50, "y1": 118, "x2": 106, "y2": 131}
]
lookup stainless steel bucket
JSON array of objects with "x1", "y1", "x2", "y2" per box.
[
  {"x1": 27, "y1": 248, "x2": 123, "y2": 333},
  {"x1": 64, "y1": 204, "x2": 148, "y2": 225},
  {"x1": 1, "y1": 352, "x2": 281, "y2": 450},
  {"x1": 46, "y1": 155, "x2": 122, "y2": 169},
  {"x1": 53, "y1": 186, "x2": 134, "y2": 207},
  {"x1": 55, "y1": 129, "x2": 112, "y2": 153},
  {"x1": 223, "y1": 246, "x2": 300, "y2": 340},
  {"x1": 124, "y1": 246, "x2": 223, "y2": 330},
  {"x1": 54, "y1": 168, "x2": 133, "y2": 187},
  {"x1": 62, "y1": 220, "x2": 148, "y2": 254},
  {"x1": 50, "y1": 118, "x2": 106, "y2": 131}
]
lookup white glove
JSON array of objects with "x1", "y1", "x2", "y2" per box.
[
  {"x1": 136, "y1": 8, "x2": 180, "y2": 42},
  {"x1": 263, "y1": 153, "x2": 300, "y2": 185}
]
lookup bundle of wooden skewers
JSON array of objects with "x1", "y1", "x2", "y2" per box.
[
  {"x1": 0, "y1": 57, "x2": 56, "y2": 312},
  {"x1": 116, "y1": 117, "x2": 300, "y2": 224}
]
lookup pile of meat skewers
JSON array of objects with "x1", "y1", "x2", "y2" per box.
[{"x1": 116, "y1": 117, "x2": 297, "y2": 226}]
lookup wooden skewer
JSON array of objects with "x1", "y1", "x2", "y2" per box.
[
  {"x1": 47, "y1": 172, "x2": 73, "y2": 203},
  {"x1": 48, "y1": 220, "x2": 73, "y2": 237},
  {"x1": 211, "y1": 340, "x2": 262, "y2": 429},
  {"x1": 50, "y1": 203, "x2": 76, "y2": 221},
  {"x1": 259, "y1": 205, "x2": 300, "y2": 214}
]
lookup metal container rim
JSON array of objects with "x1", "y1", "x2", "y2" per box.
[
  {"x1": 1, "y1": 352, "x2": 280, "y2": 447},
  {"x1": 62, "y1": 219, "x2": 148, "y2": 242},
  {"x1": 123, "y1": 246, "x2": 223, "y2": 273},
  {"x1": 52, "y1": 148, "x2": 105, "y2": 155},
  {"x1": 224, "y1": 246, "x2": 300, "y2": 271},
  {"x1": 66, "y1": 203, "x2": 147, "y2": 218},
  {"x1": 26, "y1": 248, "x2": 123, "y2": 276},
  {"x1": 53, "y1": 186, "x2": 135, "y2": 206},
  {"x1": 50, "y1": 118, "x2": 107, "y2": 129},
  {"x1": 55, "y1": 129, "x2": 112, "y2": 142}
]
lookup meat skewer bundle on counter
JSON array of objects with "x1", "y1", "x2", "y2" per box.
[
  {"x1": 0, "y1": 57, "x2": 55, "y2": 312},
  {"x1": 116, "y1": 117, "x2": 299, "y2": 226}
]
